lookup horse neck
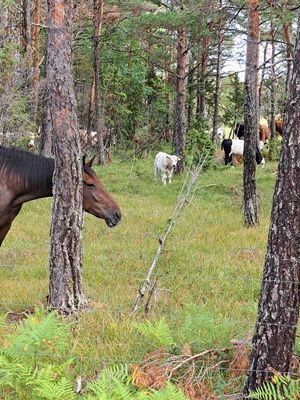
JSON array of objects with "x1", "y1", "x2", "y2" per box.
[
  {"x1": 12, "y1": 164, "x2": 54, "y2": 206},
  {"x1": 16, "y1": 185, "x2": 53, "y2": 205}
]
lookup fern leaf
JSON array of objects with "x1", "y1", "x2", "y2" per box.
[{"x1": 136, "y1": 318, "x2": 175, "y2": 349}]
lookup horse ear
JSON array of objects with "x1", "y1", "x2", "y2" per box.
[{"x1": 86, "y1": 155, "x2": 96, "y2": 167}]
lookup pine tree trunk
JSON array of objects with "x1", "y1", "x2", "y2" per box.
[
  {"x1": 212, "y1": 13, "x2": 223, "y2": 144},
  {"x1": 23, "y1": 0, "x2": 31, "y2": 53},
  {"x1": 31, "y1": 0, "x2": 40, "y2": 123},
  {"x1": 196, "y1": 36, "x2": 209, "y2": 121},
  {"x1": 173, "y1": 27, "x2": 188, "y2": 173},
  {"x1": 269, "y1": 20, "x2": 276, "y2": 140},
  {"x1": 46, "y1": 0, "x2": 84, "y2": 314},
  {"x1": 243, "y1": 0, "x2": 260, "y2": 227},
  {"x1": 258, "y1": 41, "x2": 268, "y2": 108},
  {"x1": 243, "y1": 25, "x2": 300, "y2": 396},
  {"x1": 186, "y1": 62, "x2": 194, "y2": 130},
  {"x1": 283, "y1": 21, "x2": 292, "y2": 91},
  {"x1": 40, "y1": 33, "x2": 53, "y2": 157},
  {"x1": 22, "y1": 0, "x2": 32, "y2": 89},
  {"x1": 93, "y1": 0, "x2": 105, "y2": 165}
]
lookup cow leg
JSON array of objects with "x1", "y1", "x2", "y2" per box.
[
  {"x1": 168, "y1": 170, "x2": 173, "y2": 184},
  {"x1": 161, "y1": 172, "x2": 167, "y2": 186},
  {"x1": 0, "y1": 204, "x2": 22, "y2": 247}
]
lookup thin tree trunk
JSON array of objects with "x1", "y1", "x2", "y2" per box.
[
  {"x1": 87, "y1": 0, "x2": 105, "y2": 164},
  {"x1": 243, "y1": 0, "x2": 260, "y2": 227},
  {"x1": 23, "y1": 0, "x2": 31, "y2": 53},
  {"x1": 31, "y1": 0, "x2": 40, "y2": 123},
  {"x1": 187, "y1": 61, "x2": 194, "y2": 130},
  {"x1": 243, "y1": 24, "x2": 300, "y2": 397},
  {"x1": 22, "y1": 0, "x2": 32, "y2": 90},
  {"x1": 283, "y1": 21, "x2": 292, "y2": 91},
  {"x1": 212, "y1": 3, "x2": 223, "y2": 144},
  {"x1": 269, "y1": 20, "x2": 276, "y2": 143},
  {"x1": 40, "y1": 32, "x2": 53, "y2": 157},
  {"x1": 258, "y1": 41, "x2": 268, "y2": 108},
  {"x1": 173, "y1": 27, "x2": 188, "y2": 173},
  {"x1": 196, "y1": 36, "x2": 209, "y2": 121},
  {"x1": 46, "y1": 0, "x2": 84, "y2": 314}
]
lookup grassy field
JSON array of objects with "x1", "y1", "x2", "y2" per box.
[{"x1": 0, "y1": 153, "x2": 286, "y2": 394}]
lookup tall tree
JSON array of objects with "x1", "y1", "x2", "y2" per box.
[
  {"x1": 39, "y1": 34, "x2": 53, "y2": 157},
  {"x1": 31, "y1": 0, "x2": 41, "y2": 123},
  {"x1": 46, "y1": 0, "x2": 84, "y2": 313},
  {"x1": 212, "y1": 1, "x2": 223, "y2": 144},
  {"x1": 173, "y1": 26, "x2": 188, "y2": 173},
  {"x1": 243, "y1": 23, "x2": 300, "y2": 396},
  {"x1": 283, "y1": 19, "x2": 292, "y2": 90},
  {"x1": 196, "y1": 35, "x2": 209, "y2": 121},
  {"x1": 87, "y1": 0, "x2": 106, "y2": 165},
  {"x1": 269, "y1": 19, "x2": 276, "y2": 141},
  {"x1": 243, "y1": 0, "x2": 260, "y2": 226}
]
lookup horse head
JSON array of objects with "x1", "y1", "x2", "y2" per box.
[{"x1": 82, "y1": 156, "x2": 121, "y2": 227}]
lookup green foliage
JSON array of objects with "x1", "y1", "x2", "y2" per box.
[
  {"x1": 148, "y1": 382, "x2": 187, "y2": 400},
  {"x1": 0, "y1": 311, "x2": 74, "y2": 399},
  {"x1": 186, "y1": 123, "x2": 215, "y2": 169},
  {"x1": 248, "y1": 375, "x2": 300, "y2": 400},
  {"x1": 0, "y1": 312, "x2": 189, "y2": 399},
  {"x1": 221, "y1": 73, "x2": 244, "y2": 128},
  {"x1": 136, "y1": 318, "x2": 176, "y2": 349},
  {"x1": 267, "y1": 137, "x2": 282, "y2": 162},
  {"x1": 0, "y1": 44, "x2": 35, "y2": 133}
]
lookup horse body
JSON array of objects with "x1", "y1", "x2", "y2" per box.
[{"x1": 0, "y1": 146, "x2": 121, "y2": 246}]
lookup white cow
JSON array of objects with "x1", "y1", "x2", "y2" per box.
[
  {"x1": 154, "y1": 152, "x2": 179, "y2": 186},
  {"x1": 222, "y1": 138, "x2": 265, "y2": 167}
]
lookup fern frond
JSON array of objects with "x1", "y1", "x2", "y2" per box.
[
  {"x1": 148, "y1": 382, "x2": 188, "y2": 400},
  {"x1": 136, "y1": 318, "x2": 175, "y2": 349},
  {"x1": 7, "y1": 312, "x2": 70, "y2": 361},
  {"x1": 248, "y1": 375, "x2": 300, "y2": 400},
  {"x1": 84, "y1": 364, "x2": 133, "y2": 400}
]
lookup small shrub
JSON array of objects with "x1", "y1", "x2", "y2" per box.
[
  {"x1": 266, "y1": 136, "x2": 282, "y2": 162},
  {"x1": 186, "y1": 124, "x2": 215, "y2": 169}
]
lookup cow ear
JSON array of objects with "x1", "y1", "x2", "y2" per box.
[
  {"x1": 86, "y1": 155, "x2": 96, "y2": 167},
  {"x1": 166, "y1": 155, "x2": 171, "y2": 160}
]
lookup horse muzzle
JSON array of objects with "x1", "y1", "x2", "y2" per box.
[{"x1": 105, "y1": 210, "x2": 121, "y2": 228}]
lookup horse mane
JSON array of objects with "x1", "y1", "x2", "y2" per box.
[{"x1": 0, "y1": 146, "x2": 54, "y2": 192}]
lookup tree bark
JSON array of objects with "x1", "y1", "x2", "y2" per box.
[
  {"x1": 196, "y1": 35, "x2": 209, "y2": 121},
  {"x1": 23, "y1": 0, "x2": 32, "y2": 53},
  {"x1": 40, "y1": 32, "x2": 53, "y2": 157},
  {"x1": 31, "y1": 0, "x2": 41, "y2": 123},
  {"x1": 46, "y1": 0, "x2": 84, "y2": 314},
  {"x1": 173, "y1": 27, "x2": 188, "y2": 173},
  {"x1": 269, "y1": 20, "x2": 276, "y2": 141},
  {"x1": 243, "y1": 0, "x2": 260, "y2": 227},
  {"x1": 212, "y1": 3, "x2": 223, "y2": 144},
  {"x1": 93, "y1": 0, "x2": 105, "y2": 165},
  {"x1": 186, "y1": 60, "x2": 195, "y2": 130},
  {"x1": 243, "y1": 24, "x2": 300, "y2": 397},
  {"x1": 283, "y1": 20, "x2": 292, "y2": 91}
]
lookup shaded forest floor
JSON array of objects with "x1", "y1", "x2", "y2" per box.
[{"x1": 0, "y1": 153, "x2": 294, "y2": 396}]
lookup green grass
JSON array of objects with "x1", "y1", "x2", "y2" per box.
[{"x1": 0, "y1": 154, "x2": 280, "y2": 378}]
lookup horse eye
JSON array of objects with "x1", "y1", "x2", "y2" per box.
[{"x1": 85, "y1": 182, "x2": 95, "y2": 188}]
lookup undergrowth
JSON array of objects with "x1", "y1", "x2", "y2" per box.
[{"x1": 1, "y1": 154, "x2": 295, "y2": 397}]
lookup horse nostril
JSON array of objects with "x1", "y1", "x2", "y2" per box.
[{"x1": 115, "y1": 211, "x2": 121, "y2": 220}]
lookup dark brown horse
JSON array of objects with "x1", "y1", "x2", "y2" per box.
[{"x1": 0, "y1": 146, "x2": 121, "y2": 246}]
